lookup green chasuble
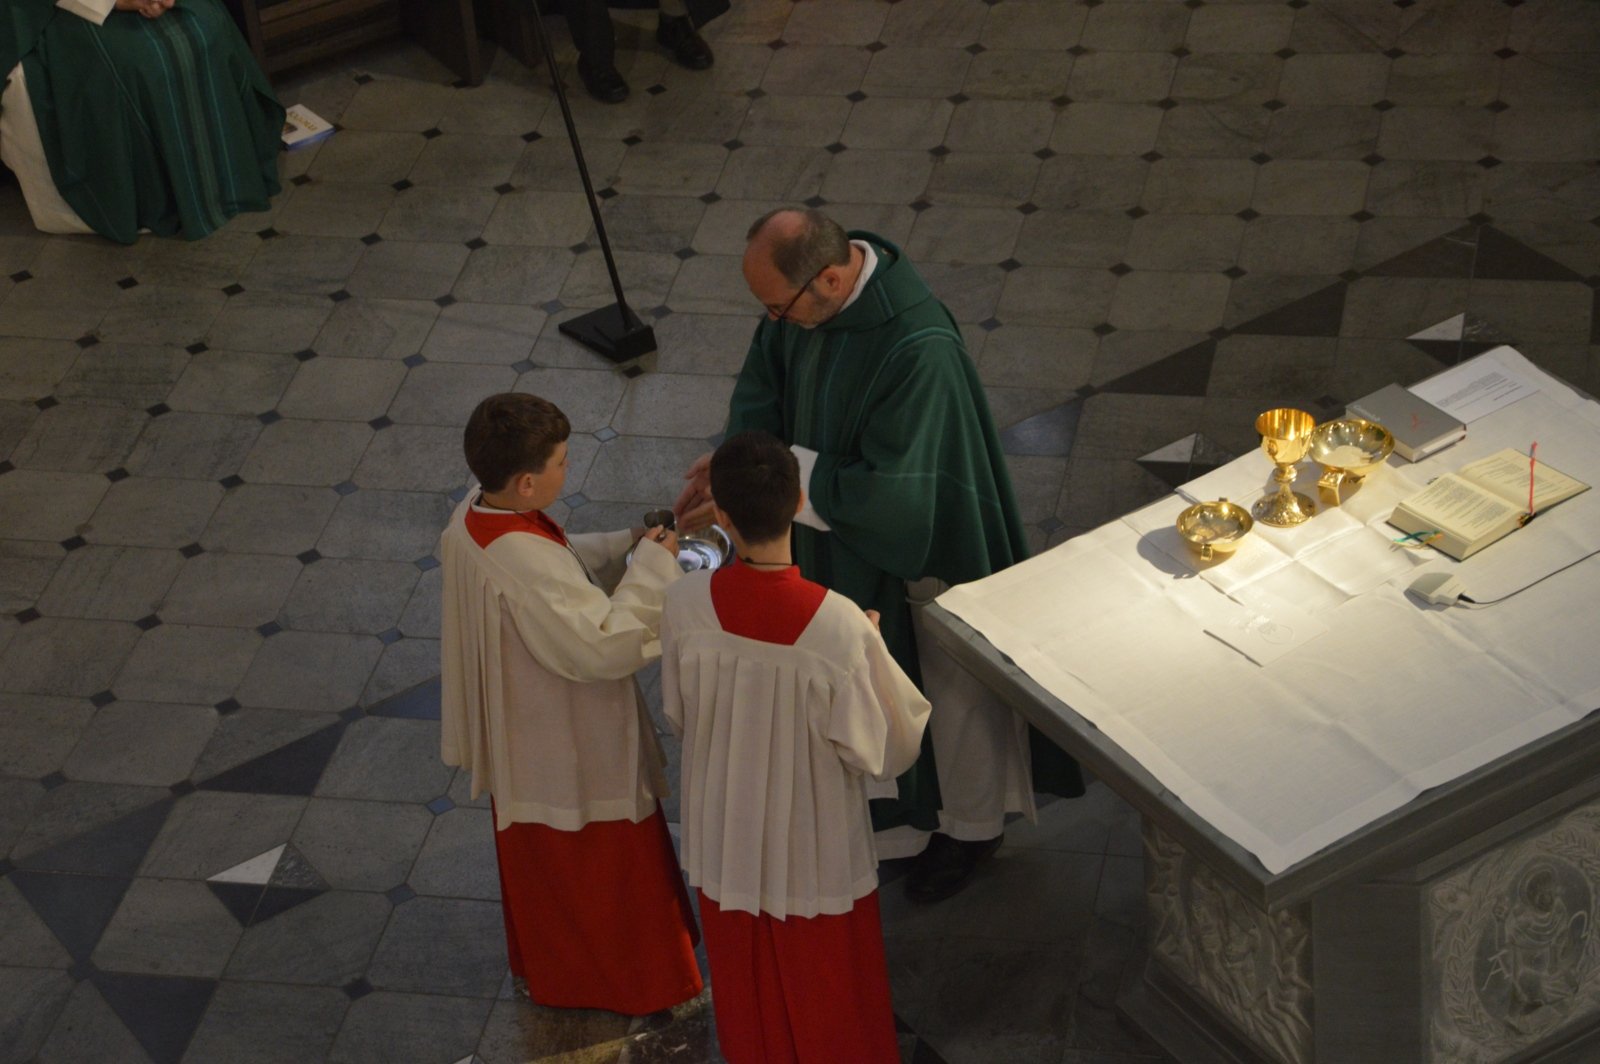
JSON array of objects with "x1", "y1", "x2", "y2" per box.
[
  {"x1": 4, "y1": 0, "x2": 283, "y2": 244},
  {"x1": 726, "y1": 231, "x2": 1084, "y2": 831}
]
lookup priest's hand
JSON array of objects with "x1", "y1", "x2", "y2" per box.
[
  {"x1": 864, "y1": 609, "x2": 880, "y2": 631},
  {"x1": 116, "y1": 0, "x2": 174, "y2": 18},
  {"x1": 673, "y1": 452, "x2": 715, "y2": 531},
  {"x1": 678, "y1": 500, "x2": 717, "y2": 533}
]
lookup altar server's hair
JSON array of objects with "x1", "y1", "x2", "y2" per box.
[
  {"x1": 747, "y1": 207, "x2": 851, "y2": 288},
  {"x1": 463, "y1": 392, "x2": 571, "y2": 490},
  {"x1": 711, "y1": 430, "x2": 800, "y2": 545}
]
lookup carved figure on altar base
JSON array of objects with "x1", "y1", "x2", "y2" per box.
[{"x1": 1478, "y1": 857, "x2": 1592, "y2": 1035}]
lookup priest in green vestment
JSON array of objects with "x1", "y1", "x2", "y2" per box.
[
  {"x1": 677, "y1": 207, "x2": 1084, "y2": 902},
  {"x1": 0, "y1": 0, "x2": 284, "y2": 244}
]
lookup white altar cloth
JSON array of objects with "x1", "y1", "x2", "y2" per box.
[{"x1": 939, "y1": 349, "x2": 1600, "y2": 874}]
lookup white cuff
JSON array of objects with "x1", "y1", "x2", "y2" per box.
[
  {"x1": 58, "y1": 0, "x2": 116, "y2": 26},
  {"x1": 790, "y1": 445, "x2": 832, "y2": 532}
]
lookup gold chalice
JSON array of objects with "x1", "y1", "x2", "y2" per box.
[
  {"x1": 1307, "y1": 418, "x2": 1394, "y2": 506},
  {"x1": 1176, "y1": 498, "x2": 1254, "y2": 561},
  {"x1": 1252, "y1": 408, "x2": 1317, "y2": 527}
]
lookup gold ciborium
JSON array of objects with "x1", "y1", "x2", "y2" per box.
[
  {"x1": 1307, "y1": 417, "x2": 1394, "y2": 506},
  {"x1": 1252, "y1": 408, "x2": 1317, "y2": 527},
  {"x1": 1176, "y1": 497, "x2": 1254, "y2": 561}
]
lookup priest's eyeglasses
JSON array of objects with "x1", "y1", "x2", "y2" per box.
[{"x1": 766, "y1": 266, "x2": 826, "y2": 321}]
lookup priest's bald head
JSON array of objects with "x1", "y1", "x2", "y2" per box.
[{"x1": 743, "y1": 208, "x2": 865, "y2": 329}]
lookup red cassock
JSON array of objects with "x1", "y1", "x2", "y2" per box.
[
  {"x1": 663, "y1": 562, "x2": 929, "y2": 1061},
  {"x1": 698, "y1": 889, "x2": 897, "y2": 1063},
  {"x1": 493, "y1": 804, "x2": 702, "y2": 1015}
]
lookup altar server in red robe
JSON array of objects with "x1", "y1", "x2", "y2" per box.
[
  {"x1": 660, "y1": 430, "x2": 930, "y2": 1060},
  {"x1": 439, "y1": 392, "x2": 702, "y2": 1015}
]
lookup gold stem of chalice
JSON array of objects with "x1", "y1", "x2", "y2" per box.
[{"x1": 1252, "y1": 408, "x2": 1317, "y2": 527}]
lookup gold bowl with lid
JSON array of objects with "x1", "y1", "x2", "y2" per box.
[{"x1": 1176, "y1": 498, "x2": 1254, "y2": 561}]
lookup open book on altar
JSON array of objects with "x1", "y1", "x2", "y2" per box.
[{"x1": 1388, "y1": 447, "x2": 1590, "y2": 560}]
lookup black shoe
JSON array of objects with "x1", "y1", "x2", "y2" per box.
[
  {"x1": 577, "y1": 55, "x2": 629, "y2": 103},
  {"x1": 904, "y1": 832, "x2": 1002, "y2": 903},
  {"x1": 656, "y1": 14, "x2": 713, "y2": 70}
]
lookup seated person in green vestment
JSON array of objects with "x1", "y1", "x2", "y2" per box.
[
  {"x1": 675, "y1": 207, "x2": 1085, "y2": 903},
  {"x1": 0, "y1": 0, "x2": 285, "y2": 244}
]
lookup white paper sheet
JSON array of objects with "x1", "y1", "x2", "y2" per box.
[{"x1": 1409, "y1": 345, "x2": 1540, "y2": 422}]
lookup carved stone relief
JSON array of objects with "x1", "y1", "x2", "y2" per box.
[
  {"x1": 1145, "y1": 823, "x2": 1314, "y2": 1064},
  {"x1": 1428, "y1": 800, "x2": 1600, "y2": 1064}
]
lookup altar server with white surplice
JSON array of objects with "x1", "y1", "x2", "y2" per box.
[
  {"x1": 439, "y1": 392, "x2": 701, "y2": 1015},
  {"x1": 661, "y1": 430, "x2": 930, "y2": 1061}
]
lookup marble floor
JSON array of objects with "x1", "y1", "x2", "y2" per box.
[{"x1": 3, "y1": 0, "x2": 1599, "y2": 1061}]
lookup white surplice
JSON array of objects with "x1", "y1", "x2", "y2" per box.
[
  {"x1": 439, "y1": 496, "x2": 682, "y2": 831},
  {"x1": 661, "y1": 568, "x2": 931, "y2": 920}
]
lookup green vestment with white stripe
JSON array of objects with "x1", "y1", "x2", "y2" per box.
[{"x1": 2, "y1": 0, "x2": 283, "y2": 244}]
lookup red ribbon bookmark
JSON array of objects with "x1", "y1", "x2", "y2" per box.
[{"x1": 1527, "y1": 442, "x2": 1538, "y2": 519}]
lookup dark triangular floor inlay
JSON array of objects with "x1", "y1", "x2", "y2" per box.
[
  {"x1": 1232, "y1": 281, "x2": 1347, "y2": 338},
  {"x1": 1405, "y1": 338, "x2": 1466, "y2": 365},
  {"x1": 1139, "y1": 461, "x2": 1197, "y2": 491},
  {"x1": 369, "y1": 675, "x2": 441, "y2": 719},
  {"x1": 269, "y1": 844, "x2": 328, "y2": 889},
  {"x1": 1366, "y1": 224, "x2": 1478, "y2": 278},
  {"x1": 9, "y1": 871, "x2": 132, "y2": 961},
  {"x1": 1134, "y1": 432, "x2": 1232, "y2": 491},
  {"x1": 197, "y1": 721, "x2": 344, "y2": 796},
  {"x1": 999, "y1": 397, "x2": 1083, "y2": 458},
  {"x1": 1405, "y1": 338, "x2": 1507, "y2": 366},
  {"x1": 1461, "y1": 313, "x2": 1513, "y2": 343},
  {"x1": 17, "y1": 799, "x2": 173, "y2": 877},
  {"x1": 1100, "y1": 339, "x2": 1216, "y2": 397},
  {"x1": 206, "y1": 881, "x2": 265, "y2": 926},
  {"x1": 1192, "y1": 434, "x2": 1234, "y2": 469},
  {"x1": 1474, "y1": 226, "x2": 1586, "y2": 283},
  {"x1": 249, "y1": 885, "x2": 325, "y2": 925},
  {"x1": 92, "y1": 970, "x2": 216, "y2": 1064}
]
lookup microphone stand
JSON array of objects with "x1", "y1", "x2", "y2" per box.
[{"x1": 524, "y1": 0, "x2": 656, "y2": 363}]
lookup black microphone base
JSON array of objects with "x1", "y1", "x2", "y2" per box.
[{"x1": 558, "y1": 304, "x2": 658, "y2": 364}]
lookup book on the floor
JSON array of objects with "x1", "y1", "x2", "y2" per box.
[
  {"x1": 1388, "y1": 448, "x2": 1590, "y2": 560},
  {"x1": 1346, "y1": 382, "x2": 1466, "y2": 462},
  {"x1": 282, "y1": 104, "x2": 334, "y2": 149}
]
